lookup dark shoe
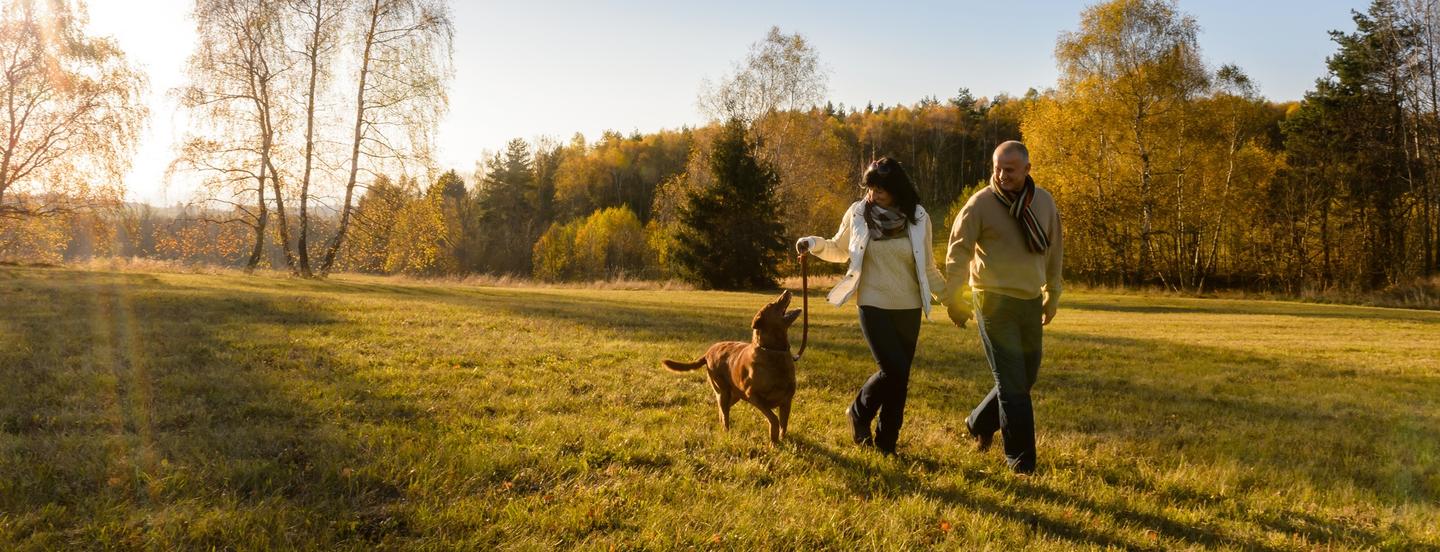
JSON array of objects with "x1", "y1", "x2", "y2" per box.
[
  {"x1": 964, "y1": 415, "x2": 993, "y2": 452},
  {"x1": 1008, "y1": 454, "x2": 1036, "y2": 475},
  {"x1": 846, "y1": 405, "x2": 873, "y2": 446}
]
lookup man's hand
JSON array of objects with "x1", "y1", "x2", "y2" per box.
[
  {"x1": 1042, "y1": 301, "x2": 1058, "y2": 326},
  {"x1": 947, "y1": 301, "x2": 972, "y2": 329}
]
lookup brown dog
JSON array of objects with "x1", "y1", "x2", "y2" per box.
[{"x1": 662, "y1": 291, "x2": 801, "y2": 443}]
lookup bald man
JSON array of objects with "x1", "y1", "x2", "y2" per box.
[{"x1": 943, "y1": 140, "x2": 1063, "y2": 474}]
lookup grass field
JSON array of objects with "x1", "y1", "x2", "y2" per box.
[{"x1": 1, "y1": 266, "x2": 1438, "y2": 550}]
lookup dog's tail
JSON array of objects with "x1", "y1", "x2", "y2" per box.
[{"x1": 661, "y1": 357, "x2": 707, "y2": 372}]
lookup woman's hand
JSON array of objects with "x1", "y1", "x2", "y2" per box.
[{"x1": 795, "y1": 237, "x2": 819, "y2": 255}]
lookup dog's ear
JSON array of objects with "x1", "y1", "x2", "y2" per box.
[
  {"x1": 752, "y1": 311, "x2": 763, "y2": 329},
  {"x1": 783, "y1": 309, "x2": 801, "y2": 326}
]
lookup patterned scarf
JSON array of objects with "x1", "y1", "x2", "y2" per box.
[
  {"x1": 864, "y1": 201, "x2": 908, "y2": 241},
  {"x1": 991, "y1": 176, "x2": 1049, "y2": 253}
]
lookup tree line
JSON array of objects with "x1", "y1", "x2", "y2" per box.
[
  {"x1": 1025, "y1": 0, "x2": 1440, "y2": 293},
  {"x1": 4, "y1": 0, "x2": 1438, "y2": 295}
]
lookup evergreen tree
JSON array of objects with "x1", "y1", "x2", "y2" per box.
[
  {"x1": 1284, "y1": 0, "x2": 1420, "y2": 288},
  {"x1": 473, "y1": 138, "x2": 539, "y2": 275},
  {"x1": 674, "y1": 118, "x2": 786, "y2": 289}
]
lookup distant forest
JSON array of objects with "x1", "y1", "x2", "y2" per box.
[{"x1": 3, "y1": 0, "x2": 1439, "y2": 296}]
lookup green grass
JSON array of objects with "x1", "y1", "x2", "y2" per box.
[{"x1": 1, "y1": 266, "x2": 1438, "y2": 550}]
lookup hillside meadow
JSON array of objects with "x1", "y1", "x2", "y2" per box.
[{"x1": 1, "y1": 265, "x2": 1437, "y2": 550}]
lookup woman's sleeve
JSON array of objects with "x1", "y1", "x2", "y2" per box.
[
  {"x1": 923, "y1": 215, "x2": 948, "y2": 305},
  {"x1": 807, "y1": 205, "x2": 853, "y2": 264}
]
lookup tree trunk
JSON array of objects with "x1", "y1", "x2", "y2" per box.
[
  {"x1": 296, "y1": 0, "x2": 324, "y2": 278},
  {"x1": 1320, "y1": 199, "x2": 1332, "y2": 290},
  {"x1": 1138, "y1": 150, "x2": 1153, "y2": 286},
  {"x1": 319, "y1": 0, "x2": 380, "y2": 276},
  {"x1": 1202, "y1": 121, "x2": 1242, "y2": 293},
  {"x1": 1427, "y1": 4, "x2": 1439, "y2": 276},
  {"x1": 266, "y1": 156, "x2": 299, "y2": 275},
  {"x1": 253, "y1": 49, "x2": 297, "y2": 275},
  {"x1": 246, "y1": 166, "x2": 269, "y2": 273}
]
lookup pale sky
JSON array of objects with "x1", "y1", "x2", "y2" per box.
[{"x1": 84, "y1": 0, "x2": 1370, "y2": 205}]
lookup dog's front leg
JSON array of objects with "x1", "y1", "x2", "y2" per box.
[
  {"x1": 756, "y1": 405, "x2": 782, "y2": 443},
  {"x1": 777, "y1": 400, "x2": 791, "y2": 441}
]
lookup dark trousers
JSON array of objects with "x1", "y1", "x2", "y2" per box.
[
  {"x1": 852, "y1": 306, "x2": 922, "y2": 451},
  {"x1": 968, "y1": 291, "x2": 1043, "y2": 472}
]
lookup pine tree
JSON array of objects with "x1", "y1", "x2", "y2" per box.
[
  {"x1": 674, "y1": 118, "x2": 785, "y2": 289},
  {"x1": 473, "y1": 139, "x2": 539, "y2": 275},
  {"x1": 1284, "y1": 0, "x2": 1420, "y2": 289}
]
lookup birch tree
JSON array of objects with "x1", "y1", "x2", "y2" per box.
[
  {"x1": 317, "y1": 0, "x2": 452, "y2": 275},
  {"x1": 286, "y1": 0, "x2": 348, "y2": 276},
  {"x1": 0, "y1": 0, "x2": 147, "y2": 220},
  {"x1": 175, "y1": 0, "x2": 297, "y2": 272}
]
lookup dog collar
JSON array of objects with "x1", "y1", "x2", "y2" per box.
[{"x1": 757, "y1": 345, "x2": 790, "y2": 353}]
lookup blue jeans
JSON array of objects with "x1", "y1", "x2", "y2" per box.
[
  {"x1": 968, "y1": 291, "x2": 1043, "y2": 472},
  {"x1": 852, "y1": 306, "x2": 922, "y2": 451}
]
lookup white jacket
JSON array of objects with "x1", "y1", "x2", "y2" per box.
[{"x1": 802, "y1": 200, "x2": 948, "y2": 319}]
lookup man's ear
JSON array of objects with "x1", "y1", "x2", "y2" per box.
[{"x1": 783, "y1": 309, "x2": 801, "y2": 326}]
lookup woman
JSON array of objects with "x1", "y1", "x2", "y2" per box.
[{"x1": 795, "y1": 157, "x2": 947, "y2": 454}]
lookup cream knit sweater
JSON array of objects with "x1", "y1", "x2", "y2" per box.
[
  {"x1": 856, "y1": 234, "x2": 922, "y2": 309},
  {"x1": 802, "y1": 201, "x2": 948, "y2": 318}
]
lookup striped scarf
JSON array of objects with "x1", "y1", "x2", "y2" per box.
[
  {"x1": 863, "y1": 201, "x2": 908, "y2": 240},
  {"x1": 992, "y1": 176, "x2": 1049, "y2": 253}
]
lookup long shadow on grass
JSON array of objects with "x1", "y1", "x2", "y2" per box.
[
  {"x1": 501, "y1": 288, "x2": 989, "y2": 414},
  {"x1": 1066, "y1": 296, "x2": 1440, "y2": 324},
  {"x1": 35, "y1": 273, "x2": 1420, "y2": 548},
  {"x1": 785, "y1": 436, "x2": 1159, "y2": 550},
  {"x1": 352, "y1": 278, "x2": 1436, "y2": 546},
  {"x1": 917, "y1": 327, "x2": 1438, "y2": 548},
  {"x1": 427, "y1": 282, "x2": 1436, "y2": 548},
  {"x1": 788, "y1": 432, "x2": 1406, "y2": 550},
  {"x1": 0, "y1": 268, "x2": 428, "y2": 547},
  {"x1": 362, "y1": 284, "x2": 889, "y2": 396},
  {"x1": 241, "y1": 278, "x2": 887, "y2": 368},
  {"x1": 750, "y1": 320, "x2": 1435, "y2": 549}
]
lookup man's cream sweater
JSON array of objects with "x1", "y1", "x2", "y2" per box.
[{"x1": 944, "y1": 185, "x2": 1064, "y2": 308}]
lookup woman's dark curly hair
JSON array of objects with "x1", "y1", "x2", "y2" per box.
[{"x1": 862, "y1": 157, "x2": 920, "y2": 224}]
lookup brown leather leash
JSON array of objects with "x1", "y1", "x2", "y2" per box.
[{"x1": 792, "y1": 253, "x2": 809, "y2": 362}]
